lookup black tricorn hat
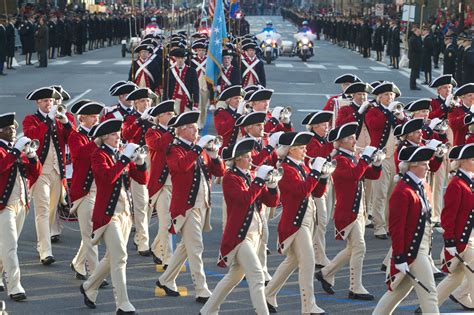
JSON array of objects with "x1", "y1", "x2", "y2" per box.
[
  {"x1": 278, "y1": 131, "x2": 312, "y2": 146},
  {"x1": 219, "y1": 85, "x2": 242, "y2": 101},
  {"x1": 221, "y1": 138, "x2": 256, "y2": 160},
  {"x1": 398, "y1": 145, "x2": 435, "y2": 162},
  {"x1": 429, "y1": 74, "x2": 457, "y2": 88},
  {"x1": 393, "y1": 118, "x2": 424, "y2": 137},
  {"x1": 167, "y1": 111, "x2": 200, "y2": 128},
  {"x1": 301, "y1": 110, "x2": 333, "y2": 125},
  {"x1": 149, "y1": 100, "x2": 175, "y2": 117},
  {"x1": 71, "y1": 101, "x2": 104, "y2": 115},
  {"x1": 328, "y1": 122, "x2": 359, "y2": 142},
  {"x1": 0, "y1": 112, "x2": 17, "y2": 129},
  {"x1": 90, "y1": 118, "x2": 123, "y2": 138},
  {"x1": 235, "y1": 111, "x2": 266, "y2": 127},
  {"x1": 26, "y1": 87, "x2": 62, "y2": 100},
  {"x1": 449, "y1": 143, "x2": 474, "y2": 160}
]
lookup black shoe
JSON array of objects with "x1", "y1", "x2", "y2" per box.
[
  {"x1": 116, "y1": 309, "x2": 135, "y2": 315},
  {"x1": 163, "y1": 264, "x2": 168, "y2": 271},
  {"x1": 80, "y1": 284, "x2": 96, "y2": 309},
  {"x1": 70, "y1": 263, "x2": 87, "y2": 280},
  {"x1": 375, "y1": 234, "x2": 388, "y2": 240},
  {"x1": 0, "y1": 73, "x2": 7, "y2": 76},
  {"x1": 138, "y1": 249, "x2": 151, "y2": 257},
  {"x1": 41, "y1": 256, "x2": 56, "y2": 266},
  {"x1": 100, "y1": 279, "x2": 109, "y2": 288},
  {"x1": 267, "y1": 302, "x2": 278, "y2": 313},
  {"x1": 156, "y1": 280, "x2": 180, "y2": 296},
  {"x1": 10, "y1": 292, "x2": 27, "y2": 301},
  {"x1": 195, "y1": 296, "x2": 209, "y2": 304},
  {"x1": 433, "y1": 272, "x2": 446, "y2": 280},
  {"x1": 315, "y1": 271, "x2": 335, "y2": 295},
  {"x1": 315, "y1": 264, "x2": 325, "y2": 269},
  {"x1": 410, "y1": 87, "x2": 421, "y2": 91},
  {"x1": 380, "y1": 264, "x2": 387, "y2": 272},
  {"x1": 266, "y1": 248, "x2": 271, "y2": 255},
  {"x1": 365, "y1": 223, "x2": 374, "y2": 229},
  {"x1": 449, "y1": 294, "x2": 474, "y2": 310},
  {"x1": 0, "y1": 285, "x2": 4, "y2": 292},
  {"x1": 414, "y1": 306, "x2": 422, "y2": 314},
  {"x1": 51, "y1": 235, "x2": 60, "y2": 243},
  {"x1": 151, "y1": 252, "x2": 162, "y2": 265},
  {"x1": 265, "y1": 280, "x2": 269, "y2": 287},
  {"x1": 348, "y1": 291, "x2": 374, "y2": 300}
]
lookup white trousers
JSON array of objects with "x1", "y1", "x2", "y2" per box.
[
  {"x1": 313, "y1": 194, "x2": 330, "y2": 266},
  {"x1": 158, "y1": 207, "x2": 212, "y2": 298},
  {"x1": 371, "y1": 158, "x2": 395, "y2": 236},
  {"x1": 131, "y1": 179, "x2": 151, "y2": 252},
  {"x1": 150, "y1": 186, "x2": 173, "y2": 265},
  {"x1": 0, "y1": 203, "x2": 26, "y2": 295}
]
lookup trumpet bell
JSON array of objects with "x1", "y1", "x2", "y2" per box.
[
  {"x1": 28, "y1": 139, "x2": 40, "y2": 151},
  {"x1": 266, "y1": 166, "x2": 284, "y2": 183},
  {"x1": 135, "y1": 145, "x2": 149, "y2": 156},
  {"x1": 321, "y1": 160, "x2": 337, "y2": 174}
]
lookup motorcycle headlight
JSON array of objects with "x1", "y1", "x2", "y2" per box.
[
  {"x1": 298, "y1": 42, "x2": 302, "y2": 47},
  {"x1": 302, "y1": 38, "x2": 309, "y2": 45},
  {"x1": 309, "y1": 42, "x2": 313, "y2": 47},
  {"x1": 265, "y1": 38, "x2": 272, "y2": 44}
]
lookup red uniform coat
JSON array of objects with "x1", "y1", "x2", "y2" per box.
[
  {"x1": 304, "y1": 132, "x2": 333, "y2": 166},
  {"x1": 214, "y1": 107, "x2": 241, "y2": 153},
  {"x1": 247, "y1": 136, "x2": 278, "y2": 168},
  {"x1": 23, "y1": 111, "x2": 73, "y2": 180},
  {"x1": 218, "y1": 167, "x2": 279, "y2": 267},
  {"x1": 91, "y1": 145, "x2": 148, "y2": 232},
  {"x1": 264, "y1": 111, "x2": 294, "y2": 136},
  {"x1": 322, "y1": 94, "x2": 339, "y2": 112},
  {"x1": 429, "y1": 97, "x2": 449, "y2": 120},
  {"x1": 448, "y1": 105, "x2": 471, "y2": 145},
  {"x1": 336, "y1": 102, "x2": 368, "y2": 138},
  {"x1": 393, "y1": 140, "x2": 443, "y2": 174},
  {"x1": 467, "y1": 134, "x2": 474, "y2": 144},
  {"x1": 68, "y1": 127, "x2": 97, "y2": 202},
  {"x1": 332, "y1": 150, "x2": 382, "y2": 240},
  {"x1": 365, "y1": 105, "x2": 402, "y2": 149},
  {"x1": 100, "y1": 104, "x2": 139, "y2": 123},
  {"x1": 0, "y1": 143, "x2": 42, "y2": 210},
  {"x1": 145, "y1": 125, "x2": 174, "y2": 197},
  {"x1": 122, "y1": 116, "x2": 154, "y2": 146},
  {"x1": 277, "y1": 158, "x2": 327, "y2": 253},
  {"x1": 387, "y1": 174, "x2": 433, "y2": 290},
  {"x1": 166, "y1": 139, "x2": 225, "y2": 234},
  {"x1": 440, "y1": 170, "x2": 474, "y2": 272}
]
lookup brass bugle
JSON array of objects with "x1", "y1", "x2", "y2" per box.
[
  {"x1": 434, "y1": 119, "x2": 449, "y2": 132},
  {"x1": 279, "y1": 106, "x2": 292, "y2": 121},
  {"x1": 26, "y1": 139, "x2": 40, "y2": 152},
  {"x1": 56, "y1": 104, "x2": 67, "y2": 118},
  {"x1": 205, "y1": 135, "x2": 223, "y2": 150}
]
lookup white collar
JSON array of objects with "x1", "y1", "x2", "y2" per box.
[
  {"x1": 105, "y1": 143, "x2": 118, "y2": 153},
  {"x1": 287, "y1": 156, "x2": 304, "y2": 165},
  {"x1": 352, "y1": 100, "x2": 362, "y2": 107},
  {"x1": 159, "y1": 123, "x2": 169, "y2": 130},
  {"x1": 119, "y1": 102, "x2": 133, "y2": 112},
  {"x1": 38, "y1": 108, "x2": 49, "y2": 118},
  {"x1": 80, "y1": 125, "x2": 91, "y2": 132},
  {"x1": 0, "y1": 139, "x2": 12, "y2": 147},
  {"x1": 237, "y1": 166, "x2": 250, "y2": 176},
  {"x1": 339, "y1": 147, "x2": 355, "y2": 156},
  {"x1": 178, "y1": 136, "x2": 193, "y2": 146},
  {"x1": 407, "y1": 171, "x2": 423, "y2": 185},
  {"x1": 407, "y1": 139, "x2": 418, "y2": 146},
  {"x1": 459, "y1": 168, "x2": 473, "y2": 180}
]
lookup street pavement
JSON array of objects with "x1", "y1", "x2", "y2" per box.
[{"x1": 0, "y1": 15, "x2": 467, "y2": 315}]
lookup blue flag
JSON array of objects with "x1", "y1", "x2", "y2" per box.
[
  {"x1": 205, "y1": 0, "x2": 228, "y2": 87},
  {"x1": 229, "y1": 0, "x2": 240, "y2": 19}
]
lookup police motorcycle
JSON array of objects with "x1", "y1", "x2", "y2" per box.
[
  {"x1": 256, "y1": 30, "x2": 282, "y2": 64},
  {"x1": 293, "y1": 30, "x2": 315, "y2": 62}
]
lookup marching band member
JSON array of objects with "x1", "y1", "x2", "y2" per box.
[
  {"x1": 216, "y1": 49, "x2": 242, "y2": 102},
  {"x1": 123, "y1": 87, "x2": 156, "y2": 256},
  {"x1": 241, "y1": 42, "x2": 266, "y2": 88},
  {"x1": 69, "y1": 100, "x2": 104, "y2": 281},
  {"x1": 365, "y1": 82, "x2": 404, "y2": 239},
  {"x1": 200, "y1": 138, "x2": 280, "y2": 315},
  {"x1": 404, "y1": 98, "x2": 449, "y2": 226},
  {"x1": 0, "y1": 113, "x2": 42, "y2": 301},
  {"x1": 79, "y1": 119, "x2": 148, "y2": 315},
  {"x1": 449, "y1": 83, "x2": 474, "y2": 145},
  {"x1": 163, "y1": 48, "x2": 200, "y2": 114},
  {"x1": 429, "y1": 74, "x2": 457, "y2": 122},
  {"x1": 316, "y1": 122, "x2": 383, "y2": 301},
  {"x1": 145, "y1": 100, "x2": 176, "y2": 267},
  {"x1": 214, "y1": 85, "x2": 243, "y2": 152},
  {"x1": 466, "y1": 110, "x2": 474, "y2": 144},
  {"x1": 265, "y1": 132, "x2": 329, "y2": 314},
  {"x1": 322, "y1": 73, "x2": 361, "y2": 114},
  {"x1": 101, "y1": 82, "x2": 138, "y2": 122},
  {"x1": 23, "y1": 87, "x2": 74, "y2": 265},
  {"x1": 156, "y1": 111, "x2": 225, "y2": 304},
  {"x1": 128, "y1": 44, "x2": 162, "y2": 94},
  {"x1": 190, "y1": 41, "x2": 212, "y2": 127},
  {"x1": 302, "y1": 111, "x2": 333, "y2": 268},
  {"x1": 435, "y1": 144, "x2": 474, "y2": 311},
  {"x1": 373, "y1": 145, "x2": 440, "y2": 315}
]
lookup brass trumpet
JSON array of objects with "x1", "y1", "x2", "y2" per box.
[
  {"x1": 205, "y1": 136, "x2": 223, "y2": 151},
  {"x1": 266, "y1": 166, "x2": 284, "y2": 184},
  {"x1": 304, "y1": 155, "x2": 338, "y2": 175},
  {"x1": 390, "y1": 102, "x2": 405, "y2": 116},
  {"x1": 279, "y1": 106, "x2": 292, "y2": 122},
  {"x1": 433, "y1": 119, "x2": 449, "y2": 133},
  {"x1": 372, "y1": 148, "x2": 387, "y2": 164},
  {"x1": 25, "y1": 139, "x2": 40, "y2": 152},
  {"x1": 134, "y1": 145, "x2": 149, "y2": 160}
]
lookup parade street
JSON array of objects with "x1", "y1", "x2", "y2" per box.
[{"x1": 0, "y1": 15, "x2": 465, "y2": 315}]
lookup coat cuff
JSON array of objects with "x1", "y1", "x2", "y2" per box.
[
  {"x1": 269, "y1": 117, "x2": 279, "y2": 126},
  {"x1": 62, "y1": 121, "x2": 72, "y2": 129},
  {"x1": 28, "y1": 156, "x2": 39, "y2": 164},
  {"x1": 264, "y1": 145, "x2": 274, "y2": 154},
  {"x1": 360, "y1": 154, "x2": 373, "y2": 164},
  {"x1": 268, "y1": 187, "x2": 278, "y2": 195},
  {"x1": 393, "y1": 253, "x2": 407, "y2": 264},
  {"x1": 308, "y1": 169, "x2": 321, "y2": 179},
  {"x1": 119, "y1": 155, "x2": 131, "y2": 165},
  {"x1": 11, "y1": 148, "x2": 21, "y2": 158},
  {"x1": 191, "y1": 145, "x2": 203, "y2": 155},
  {"x1": 444, "y1": 238, "x2": 456, "y2": 248},
  {"x1": 136, "y1": 162, "x2": 147, "y2": 172}
]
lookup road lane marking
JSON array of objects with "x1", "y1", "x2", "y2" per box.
[
  {"x1": 275, "y1": 63, "x2": 293, "y2": 68},
  {"x1": 65, "y1": 89, "x2": 92, "y2": 106},
  {"x1": 50, "y1": 60, "x2": 71, "y2": 65},
  {"x1": 370, "y1": 66, "x2": 390, "y2": 71},
  {"x1": 81, "y1": 60, "x2": 102, "y2": 65},
  {"x1": 338, "y1": 65, "x2": 358, "y2": 70},
  {"x1": 114, "y1": 60, "x2": 132, "y2": 65},
  {"x1": 305, "y1": 64, "x2": 327, "y2": 69}
]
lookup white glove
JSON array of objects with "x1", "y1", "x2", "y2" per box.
[
  {"x1": 446, "y1": 247, "x2": 458, "y2": 256},
  {"x1": 470, "y1": 105, "x2": 474, "y2": 113},
  {"x1": 388, "y1": 101, "x2": 401, "y2": 112},
  {"x1": 48, "y1": 105, "x2": 57, "y2": 121},
  {"x1": 445, "y1": 94, "x2": 453, "y2": 107},
  {"x1": 362, "y1": 146, "x2": 377, "y2": 158},
  {"x1": 426, "y1": 139, "x2": 442, "y2": 150},
  {"x1": 206, "y1": 147, "x2": 219, "y2": 159},
  {"x1": 135, "y1": 156, "x2": 145, "y2": 165},
  {"x1": 271, "y1": 106, "x2": 283, "y2": 120},
  {"x1": 357, "y1": 101, "x2": 370, "y2": 115},
  {"x1": 311, "y1": 157, "x2": 327, "y2": 173},
  {"x1": 268, "y1": 131, "x2": 283, "y2": 148},
  {"x1": 428, "y1": 118, "x2": 442, "y2": 130},
  {"x1": 236, "y1": 100, "x2": 246, "y2": 115},
  {"x1": 103, "y1": 106, "x2": 115, "y2": 114},
  {"x1": 196, "y1": 135, "x2": 216, "y2": 148},
  {"x1": 435, "y1": 144, "x2": 448, "y2": 158},
  {"x1": 372, "y1": 149, "x2": 387, "y2": 167},
  {"x1": 122, "y1": 143, "x2": 140, "y2": 159},
  {"x1": 57, "y1": 112, "x2": 68, "y2": 124},
  {"x1": 256, "y1": 165, "x2": 274, "y2": 180},
  {"x1": 395, "y1": 262, "x2": 410, "y2": 275},
  {"x1": 14, "y1": 137, "x2": 32, "y2": 151},
  {"x1": 267, "y1": 179, "x2": 279, "y2": 189},
  {"x1": 140, "y1": 108, "x2": 151, "y2": 120}
]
